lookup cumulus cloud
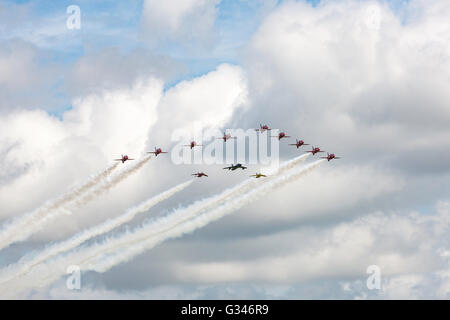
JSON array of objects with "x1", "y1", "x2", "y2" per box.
[
  {"x1": 65, "y1": 47, "x2": 185, "y2": 97},
  {"x1": 150, "y1": 63, "x2": 248, "y2": 144},
  {"x1": 240, "y1": 0, "x2": 450, "y2": 174},
  {"x1": 0, "y1": 39, "x2": 62, "y2": 112},
  {"x1": 141, "y1": 0, "x2": 220, "y2": 48},
  {"x1": 0, "y1": 77, "x2": 163, "y2": 221},
  {"x1": 87, "y1": 0, "x2": 450, "y2": 298},
  {"x1": 21, "y1": 201, "x2": 449, "y2": 299},
  {"x1": 169, "y1": 202, "x2": 449, "y2": 294},
  {"x1": 1, "y1": 0, "x2": 450, "y2": 299},
  {"x1": 0, "y1": 63, "x2": 247, "y2": 238}
]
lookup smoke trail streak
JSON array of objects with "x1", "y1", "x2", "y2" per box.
[
  {"x1": 0, "y1": 179, "x2": 193, "y2": 285},
  {"x1": 0, "y1": 162, "x2": 119, "y2": 251},
  {"x1": 266, "y1": 152, "x2": 312, "y2": 174},
  {"x1": 0, "y1": 155, "x2": 151, "y2": 251},
  {"x1": 0, "y1": 154, "x2": 312, "y2": 297},
  {"x1": 68, "y1": 156, "x2": 152, "y2": 208},
  {"x1": 78, "y1": 153, "x2": 310, "y2": 254},
  {"x1": 89, "y1": 159, "x2": 325, "y2": 272},
  {"x1": 171, "y1": 153, "x2": 310, "y2": 217}
]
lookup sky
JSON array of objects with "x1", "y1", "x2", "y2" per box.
[{"x1": 0, "y1": 0, "x2": 449, "y2": 299}]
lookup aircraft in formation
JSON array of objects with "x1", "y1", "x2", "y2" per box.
[
  {"x1": 184, "y1": 141, "x2": 202, "y2": 149},
  {"x1": 223, "y1": 163, "x2": 247, "y2": 171},
  {"x1": 114, "y1": 155, "x2": 134, "y2": 163},
  {"x1": 192, "y1": 172, "x2": 208, "y2": 178},
  {"x1": 147, "y1": 147, "x2": 168, "y2": 156},
  {"x1": 289, "y1": 139, "x2": 309, "y2": 149},
  {"x1": 305, "y1": 146, "x2": 324, "y2": 155},
  {"x1": 218, "y1": 132, "x2": 237, "y2": 142},
  {"x1": 272, "y1": 132, "x2": 291, "y2": 140},
  {"x1": 255, "y1": 124, "x2": 271, "y2": 132},
  {"x1": 250, "y1": 173, "x2": 267, "y2": 178},
  {"x1": 114, "y1": 124, "x2": 340, "y2": 179},
  {"x1": 321, "y1": 153, "x2": 341, "y2": 162}
]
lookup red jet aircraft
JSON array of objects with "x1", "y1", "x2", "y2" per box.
[
  {"x1": 289, "y1": 139, "x2": 309, "y2": 149},
  {"x1": 255, "y1": 124, "x2": 271, "y2": 132},
  {"x1": 217, "y1": 132, "x2": 236, "y2": 142},
  {"x1": 321, "y1": 153, "x2": 341, "y2": 161},
  {"x1": 114, "y1": 155, "x2": 134, "y2": 163},
  {"x1": 192, "y1": 172, "x2": 208, "y2": 178},
  {"x1": 306, "y1": 146, "x2": 325, "y2": 155},
  {"x1": 184, "y1": 141, "x2": 202, "y2": 149},
  {"x1": 147, "y1": 147, "x2": 168, "y2": 156},
  {"x1": 272, "y1": 132, "x2": 291, "y2": 140}
]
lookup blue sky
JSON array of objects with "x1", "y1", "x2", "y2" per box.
[
  {"x1": 1, "y1": 0, "x2": 276, "y2": 111},
  {"x1": 1, "y1": 0, "x2": 411, "y2": 108}
]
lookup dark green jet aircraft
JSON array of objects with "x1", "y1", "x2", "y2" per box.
[{"x1": 223, "y1": 163, "x2": 248, "y2": 171}]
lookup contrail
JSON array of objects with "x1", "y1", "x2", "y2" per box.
[
  {"x1": 0, "y1": 154, "x2": 312, "y2": 297},
  {"x1": 0, "y1": 162, "x2": 119, "y2": 251},
  {"x1": 68, "y1": 155, "x2": 152, "y2": 209},
  {"x1": 173, "y1": 153, "x2": 311, "y2": 216},
  {"x1": 0, "y1": 179, "x2": 193, "y2": 286},
  {"x1": 1, "y1": 158, "x2": 322, "y2": 297},
  {"x1": 0, "y1": 155, "x2": 151, "y2": 251},
  {"x1": 83, "y1": 153, "x2": 310, "y2": 246},
  {"x1": 89, "y1": 159, "x2": 325, "y2": 273}
]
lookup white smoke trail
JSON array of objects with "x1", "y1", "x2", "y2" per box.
[
  {"x1": 81, "y1": 153, "x2": 310, "y2": 250},
  {"x1": 265, "y1": 152, "x2": 312, "y2": 174},
  {"x1": 68, "y1": 155, "x2": 152, "y2": 209},
  {"x1": 0, "y1": 156, "x2": 151, "y2": 251},
  {"x1": 88, "y1": 159, "x2": 325, "y2": 272},
  {"x1": 0, "y1": 154, "x2": 312, "y2": 297},
  {"x1": 170, "y1": 153, "x2": 310, "y2": 216},
  {"x1": 0, "y1": 179, "x2": 193, "y2": 285},
  {"x1": 0, "y1": 162, "x2": 119, "y2": 251}
]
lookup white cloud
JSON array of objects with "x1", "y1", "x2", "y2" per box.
[
  {"x1": 141, "y1": 0, "x2": 220, "y2": 47},
  {"x1": 0, "y1": 63, "x2": 247, "y2": 238},
  {"x1": 152, "y1": 64, "x2": 248, "y2": 143},
  {"x1": 0, "y1": 39, "x2": 62, "y2": 112},
  {"x1": 0, "y1": 77, "x2": 163, "y2": 220},
  {"x1": 242, "y1": 0, "x2": 450, "y2": 173},
  {"x1": 1, "y1": 0, "x2": 450, "y2": 299},
  {"x1": 25, "y1": 201, "x2": 449, "y2": 300},
  {"x1": 240, "y1": 164, "x2": 405, "y2": 224},
  {"x1": 65, "y1": 47, "x2": 185, "y2": 97},
  {"x1": 170, "y1": 202, "x2": 449, "y2": 292}
]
